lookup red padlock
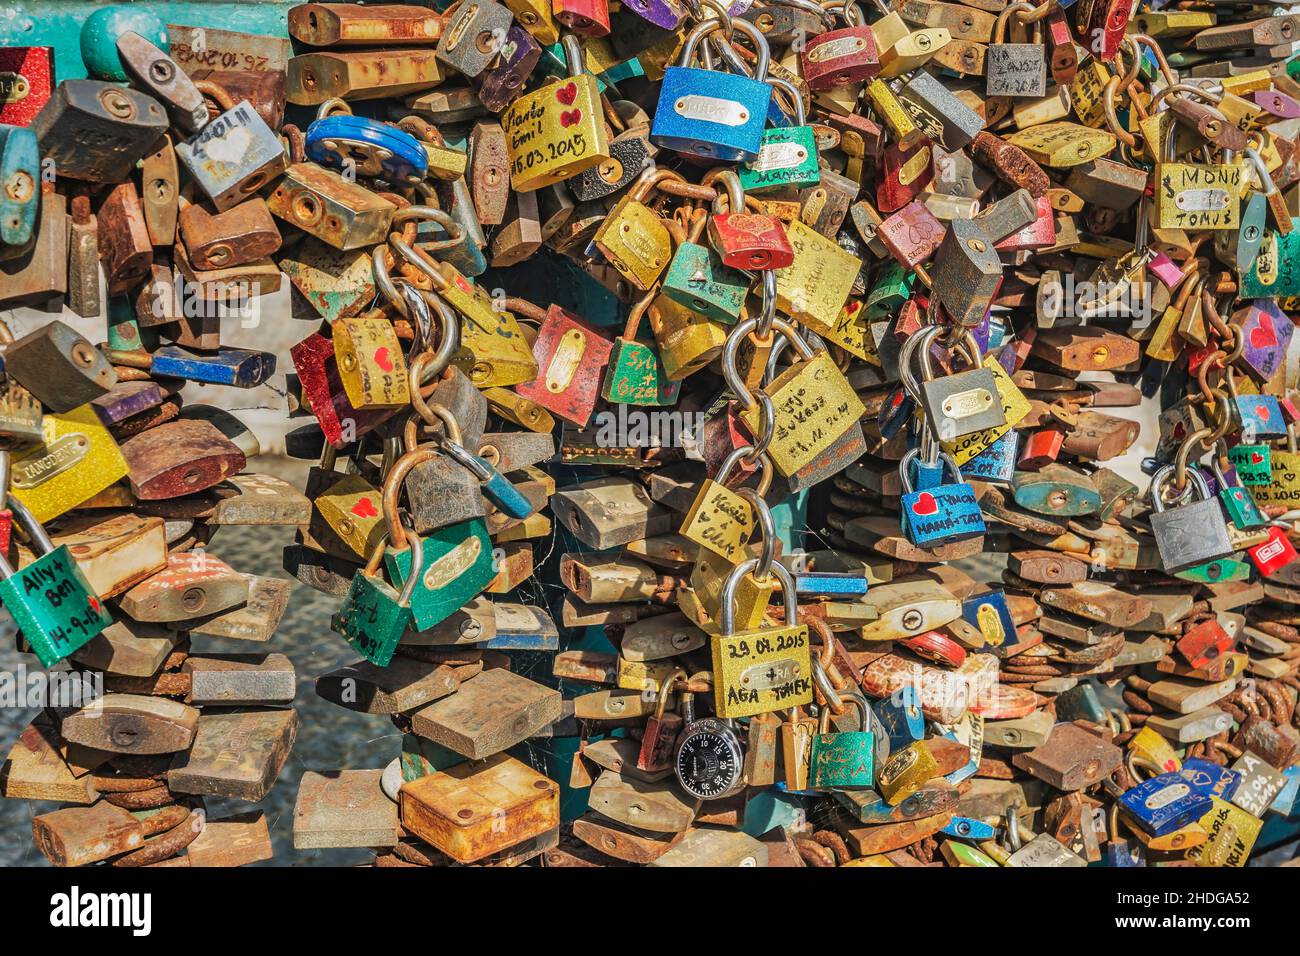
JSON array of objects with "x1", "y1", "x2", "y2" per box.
[
  {"x1": 901, "y1": 631, "x2": 966, "y2": 668},
  {"x1": 515, "y1": 304, "x2": 614, "y2": 427},
  {"x1": 1248, "y1": 525, "x2": 1299, "y2": 577},
  {"x1": 0, "y1": 47, "x2": 54, "y2": 127},
  {"x1": 1076, "y1": 0, "x2": 1131, "y2": 60},
  {"x1": 553, "y1": 0, "x2": 611, "y2": 36},
  {"x1": 1044, "y1": 6, "x2": 1078, "y2": 85},
  {"x1": 705, "y1": 170, "x2": 794, "y2": 270},
  {"x1": 291, "y1": 331, "x2": 398, "y2": 448},
  {"x1": 1176, "y1": 619, "x2": 1235, "y2": 670},
  {"x1": 1018, "y1": 427, "x2": 1065, "y2": 469},
  {"x1": 801, "y1": 1, "x2": 880, "y2": 90},
  {"x1": 877, "y1": 139, "x2": 933, "y2": 213}
]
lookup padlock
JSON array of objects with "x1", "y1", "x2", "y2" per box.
[
  {"x1": 1148, "y1": 465, "x2": 1235, "y2": 573},
  {"x1": 267, "y1": 163, "x2": 396, "y2": 251},
  {"x1": 178, "y1": 198, "x2": 281, "y2": 272},
  {"x1": 514, "y1": 302, "x2": 614, "y2": 427},
  {"x1": 289, "y1": 49, "x2": 445, "y2": 105},
  {"x1": 740, "y1": 77, "x2": 820, "y2": 193},
  {"x1": 0, "y1": 123, "x2": 37, "y2": 251},
  {"x1": 674, "y1": 703, "x2": 747, "y2": 802},
  {"x1": 31, "y1": 80, "x2": 168, "y2": 183},
  {"x1": 897, "y1": 69, "x2": 983, "y2": 153},
  {"x1": 331, "y1": 518, "x2": 423, "y2": 667},
  {"x1": 1211, "y1": 454, "x2": 1266, "y2": 530},
  {"x1": 379, "y1": 448, "x2": 498, "y2": 634},
  {"x1": 707, "y1": 169, "x2": 795, "y2": 271},
  {"x1": 305, "y1": 105, "x2": 428, "y2": 186},
  {"x1": 711, "y1": 558, "x2": 812, "y2": 719},
  {"x1": 679, "y1": 446, "x2": 769, "y2": 564},
  {"x1": 175, "y1": 94, "x2": 287, "y2": 212},
  {"x1": 601, "y1": 286, "x2": 681, "y2": 407},
  {"x1": 801, "y1": 1, "x2": 880, "y2": 90},
  {"x1": 987, "y1": 2, "x2": 1046, "y2": 99},
  {"x1": 931, "y1": 218, "x2": 1003, "y2": 327},
  {"x1": 906, "y1": 325, "x2": 1005, "y2": 441},
  {"x1": 661, "y1": 207, "x2": 749, "y2": 324},
  {"x1": 638, "y1": 668, "x2": 688, "y2": 771},
  {"x1": 808, "y1": 684, "x2": 875, "y2": 789},
  {"x1": 653, "y1": 19, "x2": 773, "y2": 161},
  {"x1": 116, "y1": 31, "x2": 207, "y2": 134},
  {"x1": 897, "y1": 443, "x2": 985, "y2": 547},
  {"x1": 96, "y1": 181, "x2": 153, "y2": 296},
  {"x1": 592, "y1": 167, "x2": 678, "y2": 291},
  {"x1": 0, "y1": 493, "x2": 111, "y2": 668},
  {"x1": 554, "y1": 0, "x2": 611, "y2": 35},
  {"x1": 502, "y1": 35, "x2": 610, "y2": 192}
]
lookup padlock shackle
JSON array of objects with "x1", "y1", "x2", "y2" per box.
[
  {"x1": 315, "y1": 97, "x2": 352, "y2": 120},
  {"x1": 5, "y1": 492, "x2": 53, "y2": 555},
  {"x1": 718, "y1": 557, "x2": 796, "y2": 635},
  {"x1": 721, "y1": 314, "x2": 801, "y2": 409},
  {"x1": 654, "y1": 666, "x2": 690, "y2": 719},
  {"x1": 737, "y1": 486, "x2": 775, "y2": 579},
  {"x1": 359, "y1": 518, "x2": 424, "y2": 607},
  {"x1": 767, "y1": 74, "x2": 806, "y2": 127},
  {"x1": 993, "y1": 1, "x2": 1035, "y2": 43},
  {"x1": 714, "y1": 444, "x2": 775, "y2": 496}
]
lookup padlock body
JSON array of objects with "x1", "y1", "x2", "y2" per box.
[
  {"x1": 1150, "y1": 498, "x2": 1234, "y2": 572},
  {"x1": 920, "y1": 367, "x2": 1005, "y2": 440},
  {"x1": 652, "y1": 66, "x2": 771, "y2": 162},
  {"x1": 809, "y1": 729, "x2": 876, "y2": 788},
  {"x1": 384, "y1": 519, "x2": 496, "y2": 631},
  {"x1": 176, "y1": 100, "x2": 287, "y2": 211},
  {"x1": 901, "y1": 480, "x2": 985, "y2": 546},
  {"x1": 739, "y1": 125, "x2": 820, "y2": 193},
  {"x1": 601, "y1": 337, "x2": 681, "y2": 406},
  {"x1": 661, "y1": 241, "x2": 748, "y2": 323},
  {"x1": 802, "y1": 26, "x2": 880, "y2": 90},
  {"x1": 0, "y1": 545, "x2": 110, "y2": 667},
  {"x1": 986, "y1": 43, "x2": 1047, "y2": 97},
  {"x1": 331, "y1": 571, "x2": 412, "y2": 666},
  {"x1": 502, "y1": 73, "x2": 608, "y2": 192},
  {"x1": 710, "y1": 623, "x2": 812, "y2": 718}
]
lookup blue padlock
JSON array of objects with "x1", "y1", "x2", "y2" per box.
[
  {"x1": 306, "y1": 112, "x2": 429, "y2": 185},
  {"x1": 961, "y1": 429, "x2": 1020, "y2": 484},
  {"x1": 1232, "y1": 389, "x2": 1286, "y2": 440},
  {"x1": 878, "y1": 385, "x2": 914, "y2": 440},
  {"x1": 942, "y1": 816, "x2": 997, "y2": 841},
  {"x1": 0, "y1": 124, "x2": 39, "y2": 249},
  {"x1": 1178, "y1": 757, "x2": 1241, "y2": 802},
  {"x1": 874, "y1": 685, "x2": 924, "y2": 752},
  {"x1": 652, "y1": 18, "x2": 773, "y2": 161},
  {"x1": 898, "y1": 446, "x2": 985, "y2": 546},
  {"x1": 1118, "y1": 771, "x2": 1214, "y2": 836},
  {"x1": 962, "y1": 590, "x2": 1018, "y2": 651}
]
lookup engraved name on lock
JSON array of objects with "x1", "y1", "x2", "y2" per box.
[
  {"x1": 807, "y1": 36, "x2": 870, "y2": 61},
  {"x1": 422, "y1": 535, "x2": 484, "y2": 589},
  {"x1": 739, "y1": 657, "x2": 803, "y2": 692},
  {"x1": 0, "y1": 73, "x2": 28, "y2": 103},
  {"x1": 675, "y1": 95, "x2": 749, "y2": 126},
  {"x1": 941, "y1": 386, "x2": 995, "y2": 423},
  {"x1": 545, "y1": 328, "x2": 588, "y2": 393},
  {"x1": 750, "y1": 141, "x2": 808, "y2": 172},
  {"x1": 12, "y1": 434, "x2": 90, "y2": 488}
]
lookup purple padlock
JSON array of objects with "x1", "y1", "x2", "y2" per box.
[
  {"x1": 620, "y1": 0, "x2": 687, "y2": 30},
  {"x1": 475, "y1": 25, "x2": 542, "y2": 113}
]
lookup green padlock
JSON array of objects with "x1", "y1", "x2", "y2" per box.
[
  {"x1": 0, "y1": 483, "x2": 111, "y2": 668},
  {"x1": 1228, "y1": 443, "x2": 1272, "y2": 486},
  {"x1": 331, "y1": 518, "x2": 423, "y2": 667},
  {"x1": 378, "y1": 443, "x2": 496, "y2": 632},
  {"x1": 600, "y1": 288, "x2": 682, "y2": 407},
  {"x1": 808, "y1": 677, "x2": 875, "y2": 790},
  {"x1": 1175, "y1": 556, "x2": 1253, "y2": 584},
  {"x1": 1213, "y1": 456, "x2": 1266, "y2": 530},
  {"x1": 739, "y1": 76, "x2": 821, "y2": 194},
  {"x1": 864, "y1": 260, "x2": 914, "y2": 319},
  {"x1": 661, "y1": 209, "x2": 750, "y2": 325}
]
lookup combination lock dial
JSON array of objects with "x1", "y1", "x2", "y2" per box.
[{"x1": 674, "y1": 718, "x2": 745, "y2": 800}]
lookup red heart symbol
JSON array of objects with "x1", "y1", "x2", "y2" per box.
[
  {"x1": 351, "y1": 498, "x2": 379, "y2": 519},
  {"x1": 373, "y1": 347, "x2": 393, "y2": 373},
  {"x1": 556, "y1": 82, "x2": 577, "y2": 105},
  {"x1": 1252, "y1": 452, "x2": 1265, "y2": 464},
  {"x1": 560, "y1": 109, "x2": 582, "y2": 128},
  {"x1": 1257, "y1": 403, "x2": 1271, "y2": 421},
  {"x1": 912, "y1": 492, "x2": 938, "y2": 516},
  {"x1": 88, "y1": 597, "x2": 100, "y2": 613},
  {"x1": 1251, "y1": 313, "x2": 1277, "y2": 350}
]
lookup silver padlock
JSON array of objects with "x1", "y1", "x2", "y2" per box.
[
  {"x1": 1147, "y1": 465, "x2": 1235, "y2": 573},
  {"x1": 903, "y1": 324, "x2": 1005, "y2": 442}
]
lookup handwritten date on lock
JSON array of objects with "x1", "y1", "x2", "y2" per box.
[
  {"x1": 504, "y1": 83, "x2": 589, "y2": 179},
  {"x1": 713, "y1": 626, "x2": 813, "y2": 718}
]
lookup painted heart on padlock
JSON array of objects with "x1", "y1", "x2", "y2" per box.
[
  {"x1": 1252, "y1": 452, "x2": 1265, "y2": 464},
  {"x1": 1256, "y1": 404, "x2": 1271, "y2": 421},
  {"x1": 1251, "y1": 314, "x2": 1277, "y2": 350},
  {"x1": 560, "y1": 109, "x2": 582, "y2": 127},
  {"x1": 88, "y1": 597, "x2": 100, "y2": 613},
  {"x1": 373, "y1": 347, "x2": 394, "y2": 372},
  {"x1": 351, "y1": 498, "x2": 379, "y2": 518},
  {"x1": 912, "y1": 492, "x2": 938, "y2": 515},
  {"x1": 556, "y1": 82, "x2": 578, "y2": 105}
]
